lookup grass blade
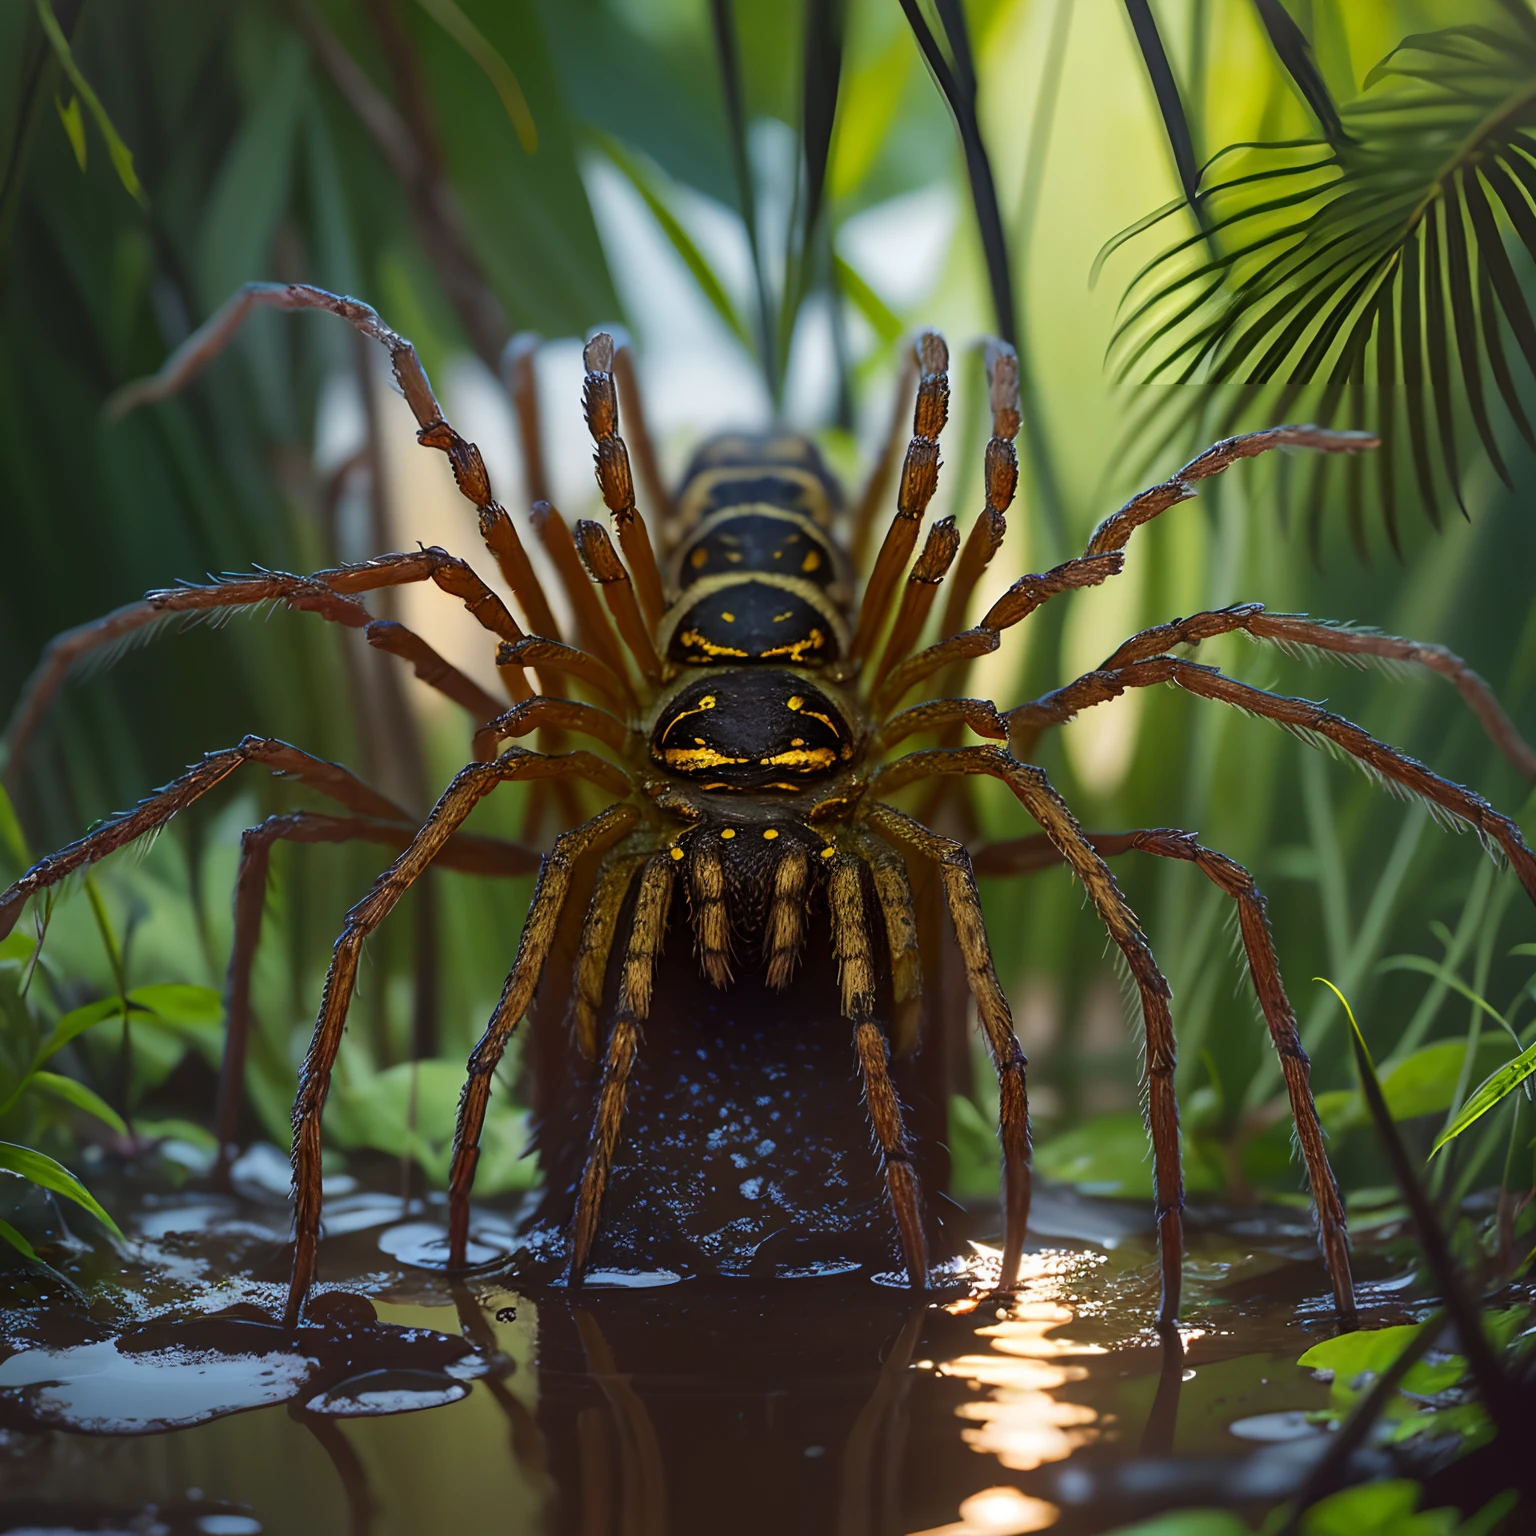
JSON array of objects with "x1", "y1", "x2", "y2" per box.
[
  {"x1": 1316, "y1": 979, "x2": 1519, "y2": 1433},
  {"x1": 414, "y1": 0, "x2": 536, "y2": 152},
  {"x1": 1432, "y1": 1041, "x2": 1536, "y2": 1154},
  {"x1": 27, "y1": 1071, "x2": 129, "y2": 1136}
]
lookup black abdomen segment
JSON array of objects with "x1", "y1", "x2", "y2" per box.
[{"x1": 650, "y1": 434, "x2": 854, "y2": 791}]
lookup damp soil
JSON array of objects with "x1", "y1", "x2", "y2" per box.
[{"x1": 0, "y1": 1155, "x2": 1469, "y2": 1536}]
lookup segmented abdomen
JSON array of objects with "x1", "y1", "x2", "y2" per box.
[{"x1": 649, "y1": 435, "x2": 859, "y2": 793}]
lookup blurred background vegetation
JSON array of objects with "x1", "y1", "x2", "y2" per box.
[{"x1": 1, "y1": 0, "x2": 1534, "y2": 1235}]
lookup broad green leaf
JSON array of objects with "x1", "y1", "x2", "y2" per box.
[
  {"x1": 596, "y1": 133, "x2": 753, "y2": 351},
  {"x1": 0, "y1": 933, "x2": 35, "y2": 967},
  {"x1": 0, "y1": 1217, "x2": 37, "y2": 1261},
  {"x1": 1032, "y1": 1112, "x2": 1220, "y2": 1197},
  {"x1": 1431, "y1": 1039, "x2": 1536, "y2": 1153},
  {"x1": 1315, "y1": 1036, "x2": 1511, "y2": 1132},
  {"x1": 36, "y1": 995, "x2": 134, "y2": 1065},
  {"x1": 54, "y1": 91, "x2": 85, "y2": 170},
  {"x1": 416, "y1": 0, "x2": 536, "y2": 152},
  {"x1": 1298, "y1": 1479, "x2": 1453, "y2": 1536},
  {"x1": 126, "y1": 983, "x2": 222, "y2": 1026},
  {"x1": 32, "y1": 0, "x2": 144, "y2": 203},
  {"x1": 1509, "y1": 944, "x2": 1536, "y2": 958},
  {"x1": 133, "y1": 1117, "x2": 218, "y2": 1152},
  {"x1": 27, "y1": 1071, "x2": 127, "y2": 1135},
  {"x1": 0, "y1": 1141, "x2": 121, "y2": 1238}
]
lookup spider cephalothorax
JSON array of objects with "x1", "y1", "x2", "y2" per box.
[{"x1": 5, "y1": 282, "x2": 1536, "y2": 1332}]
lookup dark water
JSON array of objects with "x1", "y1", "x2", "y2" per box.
[{"x1": 0, "y1": 1160, "x2": 1437, "y2": 1536}]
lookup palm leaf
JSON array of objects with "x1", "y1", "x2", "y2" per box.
[{"x1": 1108, "y1": 10, "x2": 1536, "y2": 545}]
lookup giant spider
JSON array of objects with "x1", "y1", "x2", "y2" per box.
[{"x1": 3, "y1": 281, "x2": 1534, "y2": 1332}]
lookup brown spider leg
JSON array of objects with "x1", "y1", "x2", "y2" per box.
[
  {"x1": 868, "y1": 751, "x2": 1180, "y2": 1322},
  {"x1": 3, "y1": 564, "x2": 520, "y2": 781},
  {"x1": 973, "y1": 828, "x2": 1355, "y2": 1319},
  {"x1": 109, "y1": 283, "x2": 571, "y2": 647},
  {"x1": 497, "y1": 637, "x2": 635, "y2": 715},
  {"x1": 1071, "y1": 604, "x2": 1536, "y2": 781},
  {"x1": 612, "y1": 337, "x2": 672, "y2": 529},
  {"x1": 937, "y1": 340, "x2": 1020, "y2": 647},
  {"x1": 582, "y1": 334, "x2": 667, "y2": 628},
  {"x1": 871, "y1": 553, "x2": 1124, "y2": 716},
  {"x1": 0, "y1": 737, "x2": 406, "y2": 941},
  {"x1": 1008, "y1": 658, "x2": 1536, "y2": 904},
  {"x1": 849, "y1": 332, "x2": 950, "y2": 664},
  {"x1": 827, "y1": 851, "x2": 928, "y2": 1287},
  {"x1": 685, "y1": 835, "x2": 732, "y2": 988},
  {"x1": 285, "y1": 753, "x2": 631, "y2": 1322},
  {"x1": 859, "y1": 801, "x2": 1030, "y2": 1290},
  {"x1": 442, "y1": 803, "x2": 646, "y2": 1271},
  {"x1": 216, "y1": 811, "x2": 539, "y2": 1178},
  {"x1": 870, "y1": 517, "x2": 961, "y2": 694},
  {"x1": 849, "y1": 341, "x2": 918, "y2": 572},
  {"x1": 762, "y1": 841, "x2": 811, "y2": 990},
  {"x1": 573, "y1": 521, "x2": 665, "y2": 686},
  {"x1": 569, "y1": 851, "x2": 675, "y2": 1282},
  {"x1": 870, "y1": 698, "x2": 1007, "y2": 756},
  {"x1": 529, "y1": 501, "x2": 631, "y2": 680},
  {"x1": 849, "y1": 829, "x2": 924, "y2": 1058},
  {"x1": 473, "y1": 696, "x2": 631, "y2": 762},
  {"x1": 569, "y1": 849, "x2": 650, "y2": 1061},
  {"x1": 501, "y1": 332, "x2": 550, "y2": 508}
]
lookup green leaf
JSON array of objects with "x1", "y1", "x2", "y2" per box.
[
  {"x1": 53, "y1": 91, "x2": 85, "y2": 170},
  {"x1": 1033, "y1": 1112, "x2": 1221, "y2": 1197},
  {"x1": 0, "y1": 1217, "x2": 38, "y2": 1262},
  {"x1": 32, "y1": 0, "x2": 144, "y2": 204},
  {"x1": 36, "y1": 995, "x2": 134, "y2": 1065},
  {"x1": 1316, "y1": 1036, "x2": 1513, "y2": 1132},
  {"x1": 0, "y1": 933, "x2": 36, "y2": 967},
  {"x1": 1376, "y1": 955, "x2": 1517, "y2": 1042},
  {"x1": 594, "y1": 132, "x2": 752, "y2": 351},
  {"x1": 0, "y1": 1141, "x2": 121, "y2": 1239},
  {"x1": 1509, "y1": 943, "x2": 1536, "y2": 958},
  {"x1": 26, "y1": 1071, "x2": 127, "y2": 1135},
  {"x1": 416, "y1": 0, "x2": 536, "y2": 152},
  {"x1": 948, "y1": 1093, "x2": 1000, "y2": 1200},
  {"x1": 1431, "y1": 1039, "x2": 1536, "y2": 1153},
  {"x1": 1097, "y1": 1512, "x2": 1247, "y2": 1536}
]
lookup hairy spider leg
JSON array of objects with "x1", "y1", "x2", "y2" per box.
[
  {"x1": 871, "y1": 697, "x2": 1007, "y2": 755},
  {"x1": 474, "y1": 696, "x2": 631, "y2": 762},
  {"x1": 569, "y1": 849, "x2": 674, "y2": 1283},
  {"x1": 849, "y1": 341, "x2": 919, "y2": 571},
  {"x1": 573, "y1": 520, "x2": 666, "y2": 684},
  {"x1": 443, "y1": 803, "x2": 644, "y2": 1273},
  {"x1": 871, "y1": 516, "x2": 961, "y2": 693},
  {"x1": 0, "y1": 737, "x2": 406, "y2": 941},
  {"x1": 582, "y1": 334, "x2": 667, "y2": 627},
  {"x1": 1011, "y1": 604, "x2": 1536, "y2": 779},
  {"x1": 828, "y1": 851, "x2": 929, "y2": 1288},
  {"x1": 569, "y1": 847, "x2": 651, "y2": 1061},
  {"x1": 2, "y1": 553, "x2": 535, "y2": 783},
  {"x1": 761, "y1": 841, "x2": 811, "y2": 991},
  {"x1": 529, "y1": 501, "x2": 633, "y2": 680},
  {"x1": 1009, "y1": 659, "x2": 1536, "y2": 904},
  {"x1": 283, "y1": 754, "x2": 631, "y2": 1323},
  {"x1": 870, "y1": 750, "x2": 1182, "y2": 1323},
  {"x1": 973, "y1": 828, "x2": 1355, "y2": 1319},
  {"x1": 849, "y1": 829, "x2": 924, "y2": 1058},
  {"x1": 685, "y1": 835, "x2": 732, "y2": 988},
  {"x1": 217, "y1": 810, "x2": 540, "y2": 1177},
  {"x1": 937, "y1": 339, "x2": 1020, "y2": 649},
  {"x1": 612, "y1": 336, "x2": 673, "y2": 532},
  {"x1": 860, "y1": 802, "x2": 1030, "y2": 1290},
  {"x1": 849, "y1": 332, "x2": 950, "y2": 664}
]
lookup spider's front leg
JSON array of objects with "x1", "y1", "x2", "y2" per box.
[{"x1": 283, "y1": 749, "x2": 630, "y2": 1326}]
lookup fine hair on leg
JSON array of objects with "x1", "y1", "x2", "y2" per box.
[
  {"x1": 973, "y1": 826, "x2": 1356, "y2": 1319},
  {"x1": 868, "y1": 747, "x2": 1182, "y2": 1322},
  {"x1": 860, "y1": 802, "x2": 1029, "y2": 1288},
  {"x1": 827, "y1": 850, "x2": 928, "y2": 1287},
  {"x1": 443, "y1": 803, "x2": 643, "y2": 1270}
]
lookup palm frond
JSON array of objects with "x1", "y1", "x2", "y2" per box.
[
  {"x1": 1108, "y1": 9, "x2": 1536, "y2": 552},
  {"x1": 1119, "y1": 0, "x2": 1201, "y2": 209},
  {"x1": 1248, "y1": 0, "x2": 1347, "y2": 145}
]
